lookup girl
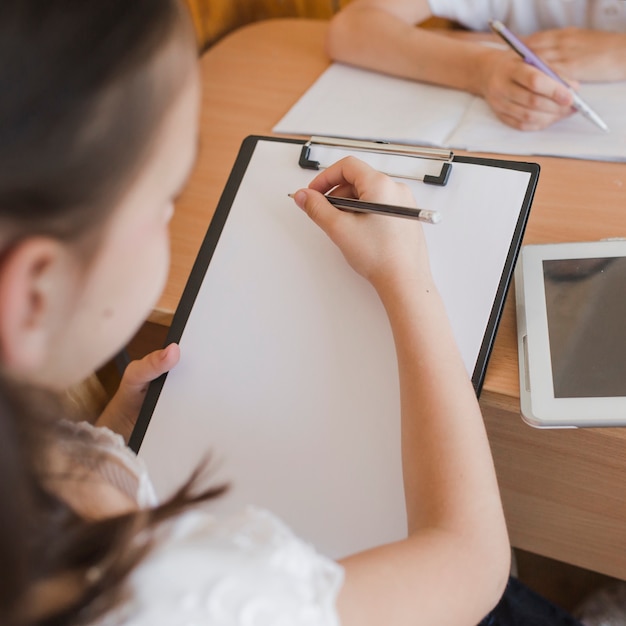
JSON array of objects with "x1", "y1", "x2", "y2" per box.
[
  {"x1": 326, "y1": 0, "x2": 626, "y2": 131},
  {"x1": 0, "y1": 1, "x2": 512, "y2": 624}
]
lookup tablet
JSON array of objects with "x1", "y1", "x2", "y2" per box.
[{"x1": 515, "y1": 240, "x2": 626, "y2": 428}]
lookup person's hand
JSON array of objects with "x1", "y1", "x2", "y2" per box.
[
  {"x1": 291, "y1": 156, "x2": 432, "y2": 293},
  {"x1": 525, "y1": 28, "x2": 626, "y2": 82},
  {"x1": 96, "y1": 343, "x2": 180, "y2": 442},
  {"x1": 478, "y1": 48, "x2": 575, "y2": 130}
]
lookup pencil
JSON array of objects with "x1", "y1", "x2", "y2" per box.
[{"x1": 288, "y1": 193, "x2": 442, "y2": 224}]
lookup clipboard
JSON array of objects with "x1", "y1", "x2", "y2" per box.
[
  {"x1": 299, "y1": 135, "x2": 453, "y2": 185},
  {"x1": 130, "y1": 135, "x2": 539, "y2": 558}
]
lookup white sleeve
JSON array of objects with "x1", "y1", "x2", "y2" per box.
[
  {"x1": 426, "y1": 0, "x2": 596, "y2": 35},
  {"x1": 95, "y1": 507, "x2": 344, "y2": 626},
  {"x1": 426, "y1": 0, "x2": 512, "y2": 30},
  {"x1": 58, "y1": 420, "x2": 158, "y2": 508}
]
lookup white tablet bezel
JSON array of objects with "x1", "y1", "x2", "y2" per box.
[{"x1": 515, "y1": 240, "x2": 626, "y2": 428}]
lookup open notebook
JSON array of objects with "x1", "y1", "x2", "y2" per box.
[
  {"x1": 273, "y1": 63, "x2": 626, "y2": 162},
  {"x1": 130, "y1": 136, "x2": 539, "y2": 559}
]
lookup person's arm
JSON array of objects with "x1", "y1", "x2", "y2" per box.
[
  {"x1": 292, "y1": 157, "x2": 510, "y2": 626},
  {"x1": 326, "y1": 0, "x2": 574, "y2": 130},
  {"x1": 525, "y1": 27, "x2": 626, "y2": 82}
]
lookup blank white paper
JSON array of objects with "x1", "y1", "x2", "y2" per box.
[{"x1": 138, "y1": 139, "x2": 531, "y2": 559}]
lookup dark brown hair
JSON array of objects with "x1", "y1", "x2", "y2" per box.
[
  {"x1": 0, "y1": 1, "x2": 226, "y2": 624},
  {"x1": 0, "y1": 0, "x2": 193, "y2": 248}
]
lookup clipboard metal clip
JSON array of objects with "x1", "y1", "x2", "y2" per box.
[{"x1": 299, "y1": 136, "x2": 453, "y2": 186}]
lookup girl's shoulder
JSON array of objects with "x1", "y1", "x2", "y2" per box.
[{"x1": 96, "y1": 506, "x2": 343, "y2": 625}]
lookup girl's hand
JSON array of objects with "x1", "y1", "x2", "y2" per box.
[
  {"x1": 478, "y1": 48, "x2": 575, "y2": 130},
  {"x1": 525, "y1": 28, "x2": 626, "y2": 82},
  {"x1": 96, "y1": 343, "x2": 180, "y2": 442},
  {"x1": 292, "y1": 156, "x2": 432, "y2": 293}
]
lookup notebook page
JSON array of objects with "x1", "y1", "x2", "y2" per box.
[
  {"x1": 273, "y1": 62, "x2": 472, "y2": 146},
  {"x1": 448, "y1": 82, "x2": 626, "y2": 161},
  {"x1": 274, "y1": 63, "x2": 626, "y2": 162}
]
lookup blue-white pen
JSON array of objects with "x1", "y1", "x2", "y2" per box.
[{"x1": 489, "y1": 19, "x2": 609, "y2": 132}]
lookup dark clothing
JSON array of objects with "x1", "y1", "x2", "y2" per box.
[{"x1": 479, "y1": 577, "x2": 584, "y2": 626}]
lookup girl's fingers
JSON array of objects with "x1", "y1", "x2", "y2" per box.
[{"x1": 121, "y1": 343, "x2": 181, "y2": 392}]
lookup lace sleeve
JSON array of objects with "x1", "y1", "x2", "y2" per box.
[
  {"x1": 59, "y1": 420, "x2": 158, "y2": 508},
  {"x1": 95, "y1": 507, "x2": 344, "y2": 626}
]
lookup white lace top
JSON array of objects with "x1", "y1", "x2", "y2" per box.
[{"x1": 65, "y1": 422, "x2": 344, "y2": 626}]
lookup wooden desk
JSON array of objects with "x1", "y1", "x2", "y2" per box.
[{"x1": 157, "y1": 18, "x2": 626, "y2": 580}]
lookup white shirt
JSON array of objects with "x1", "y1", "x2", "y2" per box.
[
  {"x1": 65, "y1": 422, "x2": 343, "y2": 626},
  {"x1": 427, "y1": 0, "x2": 626, "y2": 34},
  {"x1": 95, "y1": 508, "x2": 343, "y2": 626}
]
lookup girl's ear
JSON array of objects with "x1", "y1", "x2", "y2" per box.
[{"x1": 0, "y1": 238, "x2": 76, "y2": 377}]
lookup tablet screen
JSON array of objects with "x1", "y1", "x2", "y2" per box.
[{"x1": 543, "y1": 256, "x2": 626, "y2": 398}]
